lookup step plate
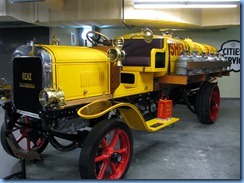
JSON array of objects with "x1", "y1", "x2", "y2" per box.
[{"x1": 146, "y1": 117, "x2": 179, "y2": 132}]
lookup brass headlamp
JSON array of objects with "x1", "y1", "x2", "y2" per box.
[
  {"x1": 39, "y1": 87, "x2": 65, "y2": 109},
  {"x1": 107, "y1": 36, "x2": 125, "y2": 67},
  {"x1": 107, "y1": 48, "x2": 125, "y2": 67},
  {"x1": 130, "y1": 27, "x2": 153, "y2": 43}
]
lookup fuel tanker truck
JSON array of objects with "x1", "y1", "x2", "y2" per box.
[{"x1": 0, "y1": 28, "x2": 230, "y2": 179}]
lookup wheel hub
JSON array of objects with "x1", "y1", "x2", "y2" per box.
[{"x1": 110, "y1": 152, "x2": 122, "y2": 163}]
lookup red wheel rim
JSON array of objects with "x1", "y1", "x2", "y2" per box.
[
  {"x1": 94, "y1": 129, "x2": 131, "y2": 179},
  {"x1": 209, "y1": 86, "x2": 220, "y2": 122},
  {"x1": 14, "y1": 117, "x2": 46, "y2": 151}
]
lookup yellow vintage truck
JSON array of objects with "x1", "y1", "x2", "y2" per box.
[{"x1": 0, "y1": 28, "x2": 230, "y2": 179}]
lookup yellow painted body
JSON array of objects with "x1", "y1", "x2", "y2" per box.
[
  {"x1": 77, "y1": 100, "x2": 179, "y2": 132},
  {"x1": 121, "y1": 38, "x2": 170, "y2": 77},
  {"x1": 38, "y1": 31, "x2": 218, "y2": 132},
  {"x1": 40, "y1": 34, "x2": 218, "y2": 103},
  {"x1": 40, "y1": 45, "x2": 110, "y2": 101},
  {"x1": 113, "y1": 72, "x2": 154, "y2": 98},
  {"x1": 121, "y1": 33, "x2": 218, "y2": 74}
]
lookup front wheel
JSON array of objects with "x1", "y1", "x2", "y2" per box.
[
  {"x1": 79, "y1": 120, "x2": 133, "y2": 179},
  {"x1": 196, "y1": 82, "x2": 220, "y2": 124},
  {"x1": 1, "y1": 115, "x2": 49, "y2": 158}
]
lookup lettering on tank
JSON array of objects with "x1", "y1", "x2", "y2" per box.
[
  {"x1": 169, "y1": 41, "x2": 189, "y2": 56},
  {"x1": 218, "y1": 40, "x2": 240, "y2": 72}
]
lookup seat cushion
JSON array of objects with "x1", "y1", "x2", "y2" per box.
[{"x1": 122, "y1": 39, "x2": 162, "y2": 66}]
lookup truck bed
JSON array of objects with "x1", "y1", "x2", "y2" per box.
[{"x1": 159, "y1": 61, "x2": 231, "y2": 85}]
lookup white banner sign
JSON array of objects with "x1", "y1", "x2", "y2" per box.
[{"x1": 218, "y1": 40, "x2": 240, "y2": 72}]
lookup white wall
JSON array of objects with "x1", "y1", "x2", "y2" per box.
[
  {"x1": 101, "y1": 26, "x2": 240, "y2": 98},
  {"x1": 50, "y1": 27, "x2": 79, "y2": 46}
]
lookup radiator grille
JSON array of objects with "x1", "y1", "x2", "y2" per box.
[{"x1": 13, "y1": 57, "x2": 43, "y2": 114}]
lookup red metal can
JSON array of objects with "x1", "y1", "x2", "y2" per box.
[{"x1": 157, "y1": 99, "x2": 172, "y2": 119}]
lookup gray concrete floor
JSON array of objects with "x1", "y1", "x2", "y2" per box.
[{"x1": 0, "y1": 98, "x2": 241, "y2": 180}]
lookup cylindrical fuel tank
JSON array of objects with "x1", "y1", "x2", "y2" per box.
[
  {"x1": 207, "y1": 53, "x2": 216, "y2": 61},
  {"x1": 166, "y1": 36, "x2": 190, "y2": 74},
  {"x1": 184, "y1": 38, "x2": 201, "y2": 54},
  {"x1": 214, "y1": 53, "x2": 222, "y2": 72},
  {"x1": 176, "y1": 50, "x2": 191, "y2": 75},
  {"x1": 200, "y1": 52, "x2": 208, "y2": 61},
  {"x1": 166, "y1": 35, "x2": 218, "y2": 74},
  {"x1": 203, "y1": 44, "x2": 217, "y2": 55},
  {"x1": 207, "y1": 53, "x2": 217, "y2": 73},
  {"x1": 184, "y1": 38, "x2": 209, "y2": 55},
  {"x1": 191, "y1": 51, "x2": 203, "y2": 74},
  {"x1": 200, "y1": 52, "x2": 212, "y2": 73},
  {"x1": 192, "y1": 51, "x2": 203, "y2": 61}
]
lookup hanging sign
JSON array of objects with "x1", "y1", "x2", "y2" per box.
[{"x1": 218, "y1": 40, "x2": 240, "y2": 72}]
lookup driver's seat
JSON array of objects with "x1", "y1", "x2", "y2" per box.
[{"x1": 122, "y1": 39, "x2": 163, "y2": 66}]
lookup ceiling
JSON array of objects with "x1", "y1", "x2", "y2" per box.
[
  {"x1": 0, "y1": 0, "x2": 241, "y2": 30},
  {"x1": 0, "y1": 16, "x2": 37, "y2": 28}
]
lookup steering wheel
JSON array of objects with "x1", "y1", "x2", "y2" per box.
[{"x1": 86, "y1": 31, "x2": 111, "y2": 46}]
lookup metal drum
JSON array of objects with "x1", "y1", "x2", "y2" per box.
[
  {"x1": 176, "y1": 50, "x2": 191, "y2": 75},
  {"x1": 191, "y1": 51, "x2": 203, "y2": 74},
  {"x1": 200, "y1": 52, "x2": 209, "y2": 74},
  {"x1": 215, "y1": 53, "x2": 222, "y2": 72},
  {"x1": 207, "y1": 53, "x2": 217, "y2": 73}
]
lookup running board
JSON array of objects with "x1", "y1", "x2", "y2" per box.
[
  {"x1": 78, "y1": 100, "x2": 180, "y2": 132},
  {"x1": 145, "y1": 117, "x2": 179, "y2": 132}
]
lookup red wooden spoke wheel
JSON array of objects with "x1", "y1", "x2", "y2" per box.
[
  {"x1": 1, "y1": 116, "x2": 48, "y2": 158},
  {"x1": 196, "y1": 82, "x2": 220, "y2": 124},
  {"x1": 79, "y1": 120, "x2": 133, "y2": 179},
  {"x1": 209, "y1": 85, "x2": 220, "y2": 122}
]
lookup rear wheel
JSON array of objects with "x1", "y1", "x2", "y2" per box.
[
  {"x1": 79, "y1": 120, "x2": 133, "y2": 179},
  {"x1": 1, "y1": 115, "x2": 49, "y2": 158},
  {"x1": 196, "y1": 82, "x2": 220, "y2": 124}
]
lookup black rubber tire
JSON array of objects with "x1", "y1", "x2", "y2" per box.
[
  {"x1": 79, "y1": 120, "x2": 133, "y2": 179},
  {"x1": 1, "y1": 120, "x2": 14, "y2": 156},
  {"x1": 196, "y1": 82, "x2": 220, "y2": 124},
  {"x1": 1, "y1": 117, "x2": 49, "y2": 158}
]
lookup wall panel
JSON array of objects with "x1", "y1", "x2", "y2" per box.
[{"x1": 0, "y1": 27, "x2": 49, "y2": 82}]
